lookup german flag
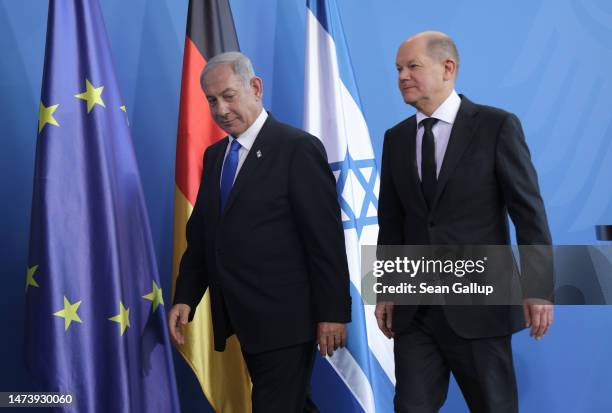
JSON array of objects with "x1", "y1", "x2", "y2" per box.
[{"x1": 172, "y1": 0, "x2": 251, "y2": 411}]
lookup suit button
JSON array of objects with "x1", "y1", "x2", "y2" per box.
[
  {"x1": 428, "y1": 221, "x2": 435, "y2": 228},
  {"x1": 217, "y1": 249, "x2": 224, "y2": 255}
]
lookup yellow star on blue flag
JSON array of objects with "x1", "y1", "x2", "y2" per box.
[
  {"x1": 109, "y1": 301, "x2": 130, "y2": 336},
  {"x1": 74, "y1": 79, "x2": 105, "y2": 113},
  {"x1": 143, "y1": 281, "x2": 164, "y2": 312},
  {"x1": 38, "y1": 102, "x2": 60, "y2": 133},
  {"x1": 26, "y1": 265, "x2": 39, "y2": 291},
  {"x1": 53, "y1": 296, "x2": 83, "y2": 331}
]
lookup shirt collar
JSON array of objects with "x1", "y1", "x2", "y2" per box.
[
  {"x1": 416, "y1": 90, "x2": 461, "y2": 127},
  {"x1": 229, "y1": 109, "x2": 268, "y2": 150}
]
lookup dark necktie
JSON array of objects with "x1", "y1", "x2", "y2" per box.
[
  {"x1": 420, "y1": 117, "x2": 438, "y2": 209},
  {"x1": 220, "y1": 139, "x2": 241, "y2": 211}
]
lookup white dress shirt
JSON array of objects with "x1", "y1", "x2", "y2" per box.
[
  {"x1": 220, "y1": 109, "x2": 268, "y2": 185},
  {"x1": 415, "y1": 90, "x2": 461, "y2": 180}
]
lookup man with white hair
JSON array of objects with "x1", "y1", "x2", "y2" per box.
[{"x1": 168, "y1": 52, "x2": 351, "y2": 412}]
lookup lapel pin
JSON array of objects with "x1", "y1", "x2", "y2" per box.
[{"x1": 256, "y1": 150, "x2": 262, "y2": 158}]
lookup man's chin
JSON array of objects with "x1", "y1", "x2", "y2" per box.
[
  {"x1": 400, "y1": 93, "x2": 416, "y2": 104},
  {"x1": 219, "y1": 125, "x2": 241, "y2": 137}
]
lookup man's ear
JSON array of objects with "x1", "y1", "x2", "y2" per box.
[
  {"x1": 443, "y1": 59, "x2": 457, "y2": 81},
  {"x1": 250, "y1": 76, "x2": 263, "y2": 101}
]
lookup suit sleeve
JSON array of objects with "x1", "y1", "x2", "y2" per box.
[
  {"x1": 495, "y1": 114, "x2": 554, "y2": 300},
  {"x1": 289, "y1": 136, "x2": 351, "y2": 323},
  {"x1": 173, "y1": 148, "x2": 210, "y2": 320},
  {"x1": 377, "y1": 130, "x2": 405, "y2": 246}
]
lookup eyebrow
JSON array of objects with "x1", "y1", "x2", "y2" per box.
[{"x1": 206, "y1": 87, "x2": 237, "y2": 99}]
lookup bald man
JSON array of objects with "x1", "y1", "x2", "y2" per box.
[{"x1": 375, "y1": 32, "x2": 553, "y2": 412}]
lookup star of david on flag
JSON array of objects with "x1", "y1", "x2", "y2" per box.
[{"x1": 331, "y1": 154, "x2": 379, "y2": 238}]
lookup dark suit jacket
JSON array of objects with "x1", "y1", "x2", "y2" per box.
[
  {"x1": 173, "y1": 114, "x2": 351, "y2": 353},
  {"x1": 377, "y1": 95, "x2": 552, "y2": 339}
]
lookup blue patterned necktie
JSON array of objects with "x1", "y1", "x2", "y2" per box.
[{"x1": 220, "y1": 139, "x2": 241, "y2": 211}]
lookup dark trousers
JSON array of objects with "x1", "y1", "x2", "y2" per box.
[
  {"x1": 394, "y1": 306, "x2": 518, "y2": 413},
  {"x1": 242, "y1": 341, "x2": 319, "y2": 413}
]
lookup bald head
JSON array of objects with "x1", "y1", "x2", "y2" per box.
[
  {"x1": 404, "y1": 31, "x2": 460, "y2": 73},
  {"x1": 395, "y1": 31, "x2": 459, "y2": 115}
]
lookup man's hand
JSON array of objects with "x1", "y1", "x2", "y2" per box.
[
  {"x1": 522, "y1": 298, "x2": 554, "y2": 340},
  {"x1": 168, "y1": 304, "x2": 191, "y2": 346},
  {"x1": 375, "y1": 302, "x2": 394, "y2": 339},
  {"x1": 317, "y1": 322, "x2": 346, "y2": 357}
]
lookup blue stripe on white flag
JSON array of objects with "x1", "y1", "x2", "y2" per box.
[{"x1": 307, "y1": 0, "x2": 362, "y2": 107}]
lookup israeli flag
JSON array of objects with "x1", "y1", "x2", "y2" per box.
[{"x1": 304, "y1": 1, "x2": 395, "y2": 411}]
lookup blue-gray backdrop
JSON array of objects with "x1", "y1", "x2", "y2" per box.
[{"x1": 2, "y1": 0, "x2": 612, "y2": 411}]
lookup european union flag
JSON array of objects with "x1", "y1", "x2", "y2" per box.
[{"x1": 24, "y1": 1, "x2": 180, "y2": 411}]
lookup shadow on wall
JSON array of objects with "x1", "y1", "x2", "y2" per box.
[{"x1": 0, "y1": 0, "x2": 47, "y2": 395}]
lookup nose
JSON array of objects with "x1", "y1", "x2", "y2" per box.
[
  {"x1": 398, "y1": 67, "x2": 411, "y2": 81},
  {"x1": 216, "y1": 99, "x2": 230, "y2": 118}
]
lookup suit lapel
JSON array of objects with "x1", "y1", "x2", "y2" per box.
[
  {"x1": 209, "y1": 137, "x2": 228, "y2": 224},
  {"x1": 222, "y1": 115, "x2": 274, "y2": 215},
  {"x1": 431, "y1": 96, "x2": 478, "y2": 210},
  {"x1": 401, "y1": 117, "x2": 428, "y2": 211}
]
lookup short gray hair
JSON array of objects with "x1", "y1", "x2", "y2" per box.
[
  {"x1": 426, "y1": 35, "x2": 460, "y2": 71},
  {"x1": 200, "y1": 51, "x2": 255, "y2": 89}
]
